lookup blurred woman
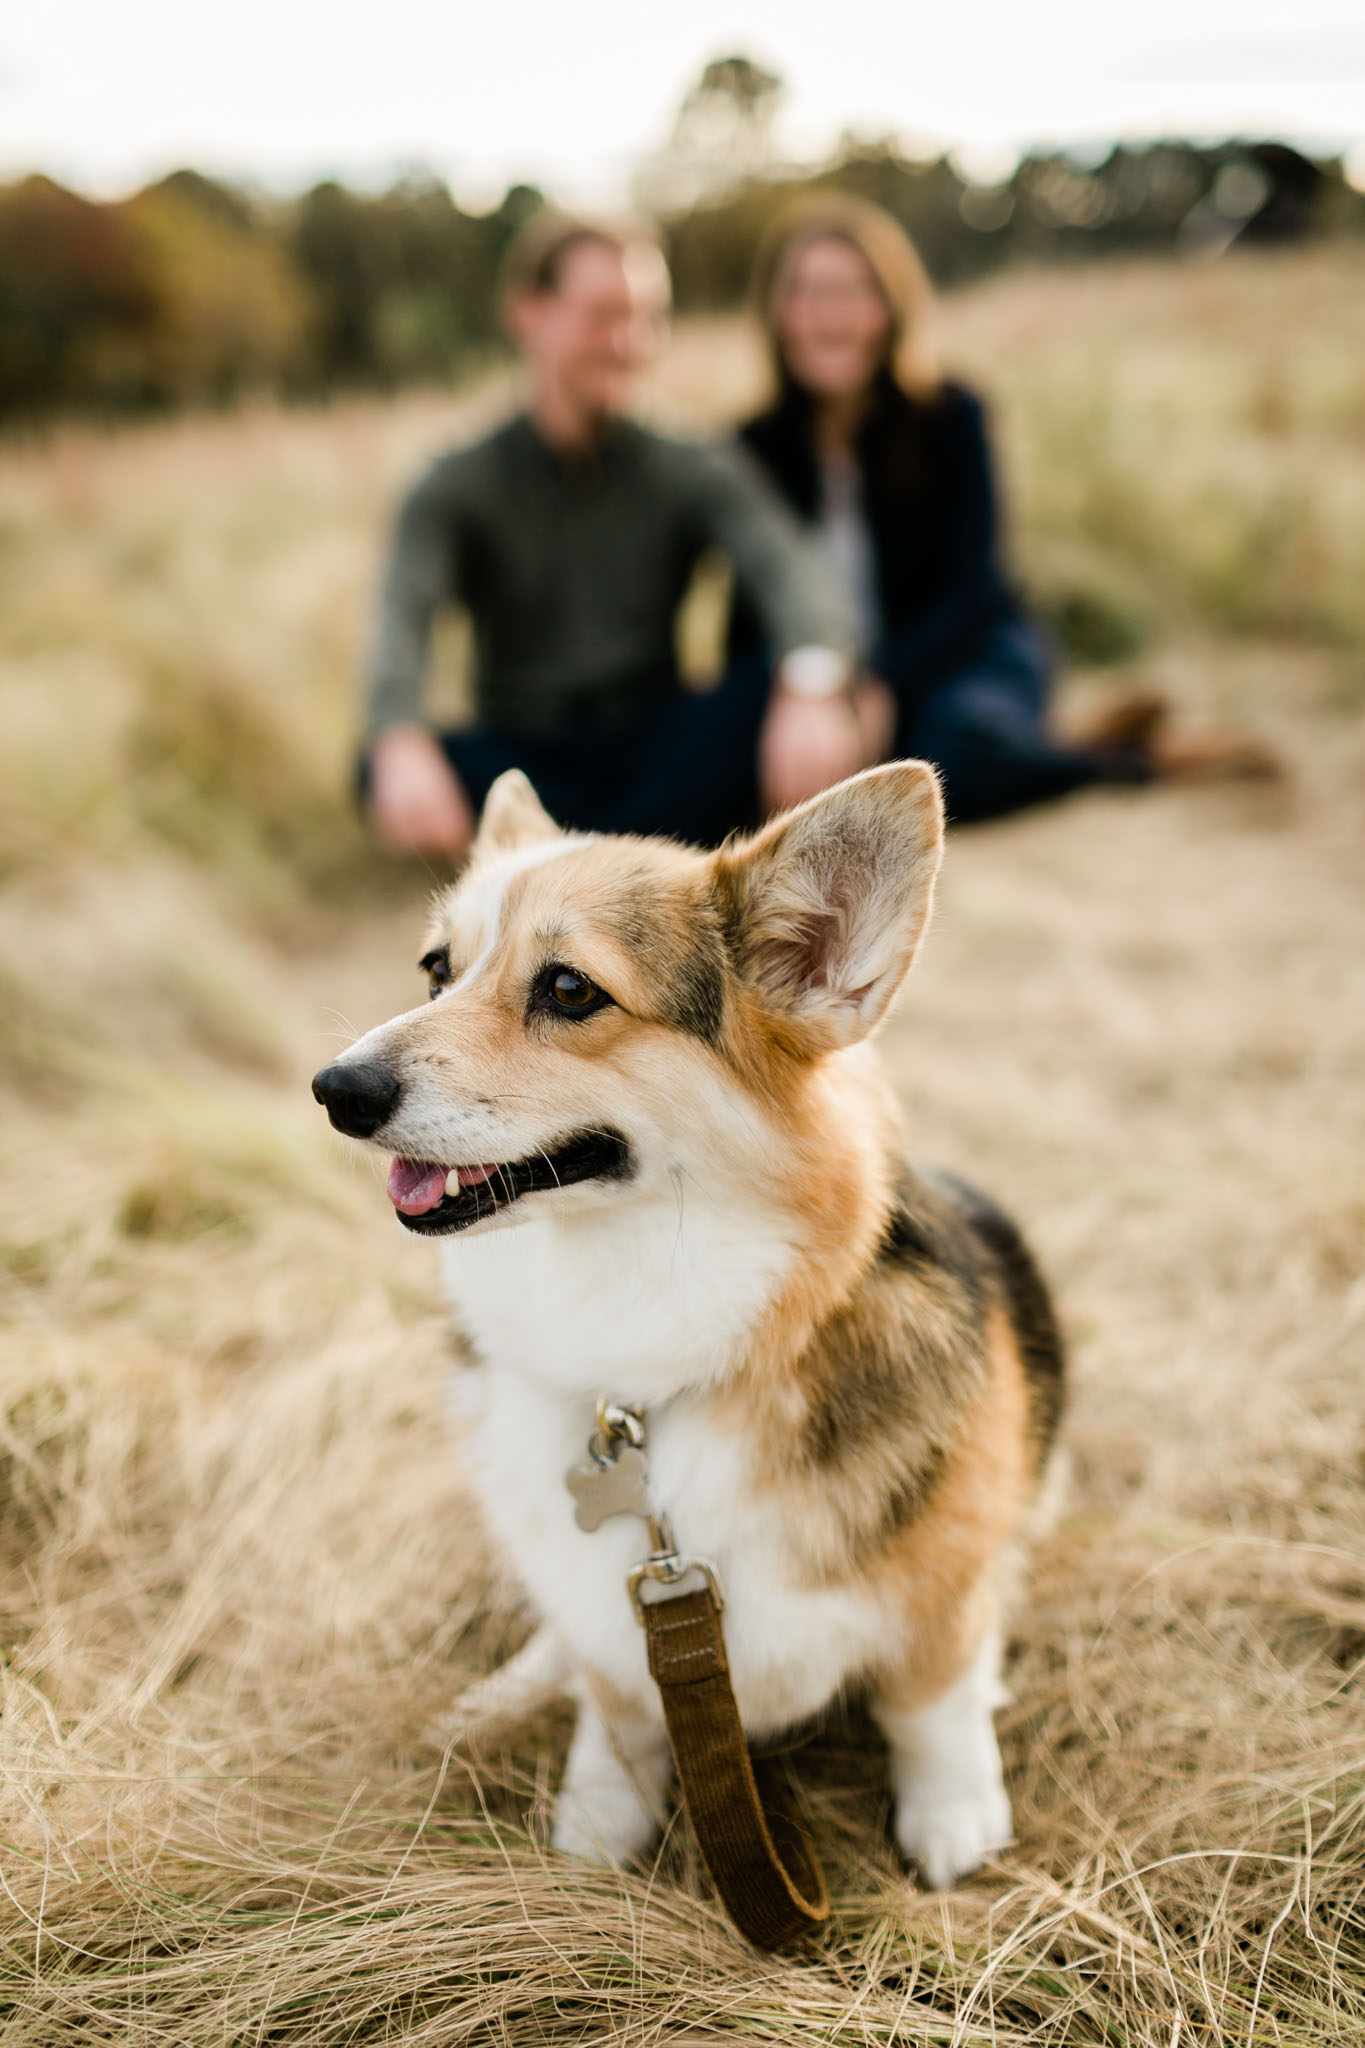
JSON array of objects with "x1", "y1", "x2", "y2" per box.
[{"x1": 737, "y1": 194, "x2": 1274, "y2": 823}]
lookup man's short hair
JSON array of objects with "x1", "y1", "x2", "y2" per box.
[
  {"x1": 500, "y1": 212, "x2": 622, "y2": 299},
  {"x1": 499, "y1": 208, "x2": 663, "y2": 304}
]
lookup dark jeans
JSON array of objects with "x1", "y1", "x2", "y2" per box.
[
  {"x1": 899, "y1": 619, "x2": 1150, "y2": 825},
  {"x1": 434, "y1": 656, "x2": 773, "y2": 847},
  {"x1": 365, "y1": 625, "x2": 1148, "y2": 850}
]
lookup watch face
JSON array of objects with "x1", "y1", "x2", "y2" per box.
[{"x1": 782, "y1": 647, "x2": 848, "y2": 698}]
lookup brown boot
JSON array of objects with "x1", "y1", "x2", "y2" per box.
[
  {"x1": 1072, "y1": 688, "x2": 1171, "y2": 752},
  {"x1": 1152, "y1": 727, "x2": 1285, "y2": 782}
]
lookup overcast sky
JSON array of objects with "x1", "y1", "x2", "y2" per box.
[{"x1": 4, "y1": 0, "x2": 1364, "y2": 201}]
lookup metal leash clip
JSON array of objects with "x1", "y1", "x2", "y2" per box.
[
  {"x1": 626, "y1": 1548, "x2": 725, "y2": 1626},
  {"x1": 564, "y1": 1398, "x2": 724, "y2": 1625}
]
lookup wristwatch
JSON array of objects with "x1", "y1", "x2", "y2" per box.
[{"x1": 778, "y1": 646, "x2": 853, "y2": 700}]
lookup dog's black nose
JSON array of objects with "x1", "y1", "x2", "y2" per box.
[{"x1": 311, "y1": 1058, "x2": 402, "y2": 1139}]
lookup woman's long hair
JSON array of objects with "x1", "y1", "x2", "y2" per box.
[{"x1": 749, "y1": 192, "x2": 940, "y2": 405}]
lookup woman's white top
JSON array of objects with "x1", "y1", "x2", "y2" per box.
[{"x1": 814, "y1": 449, "x2": 881, "y2": 663}]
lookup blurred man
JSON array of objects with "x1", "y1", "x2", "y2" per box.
[{"x1": 363, "y1": 212, "x2": 861, "y2": 855}]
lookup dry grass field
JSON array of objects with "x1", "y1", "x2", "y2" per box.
[{"x1": 1, "y1": 249, "x2": 1363, "y2": 2045}]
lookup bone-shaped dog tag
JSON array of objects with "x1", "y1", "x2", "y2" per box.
[{"x1": 566, "y1": 1444, "x2": 650, "y2": 1531}]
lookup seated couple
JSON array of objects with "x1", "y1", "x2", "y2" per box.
[{"x1": 364, "y1": 197, "x2": 1272, "y2": 856}]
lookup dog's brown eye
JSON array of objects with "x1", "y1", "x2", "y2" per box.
[
  {"x1": 531, "y1": 964, "x2": 612, "y2": 1020},
  {"x1": 420, "y1": 945, "x2": 452, "y2": 1000},
  {"x1": 552, "y1": 969, "x2": 598, "y2": 1009}
]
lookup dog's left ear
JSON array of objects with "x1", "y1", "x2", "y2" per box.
[
  {"x1": 713, "y1": 761, "x2": 944, "y2": 1051},
  {"x1": 475, "y1": 769, "x2": 562, "y2": 856}
]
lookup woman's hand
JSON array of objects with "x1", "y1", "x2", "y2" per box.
[
  {"x1": 758, "y1": 687, "x2": 866, "y2": 815},
  {"x1": 367, "y1": 724, "x2": 475, "y2": 858}
]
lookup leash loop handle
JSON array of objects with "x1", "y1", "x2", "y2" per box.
[{"x1": 642, "y1": 1584, "x2": 830, "y2": 1951}]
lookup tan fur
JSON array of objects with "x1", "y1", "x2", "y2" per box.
[{"x1": 871, "y1": 1310, "x2": 1033, "y2": 1705}]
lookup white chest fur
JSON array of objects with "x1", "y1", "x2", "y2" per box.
[
  {"x1": 439, "y1": 1183, "x2": 794, "y2": 1405},
  {"x1": 441, "y1": 1191, "x2": 895, "y2": 1739},
  {"x1": 462, "y1": 1373, "x2": 895, "y2": 1737}
]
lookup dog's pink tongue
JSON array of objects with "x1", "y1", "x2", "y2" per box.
[
  {"x1": 387, "y1": 1158, "x2": 497, "y2": 1214},
  {"x1": 387, "y1": 1158, "x2": 450, "y2": 1215}
]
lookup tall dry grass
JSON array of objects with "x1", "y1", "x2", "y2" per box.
[{"x1": 1, "y1": 250, "x2": 1363, "y2": 2044}]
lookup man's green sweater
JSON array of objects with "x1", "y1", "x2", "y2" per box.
[{"x1": 365, "y1": 412, "x2": 853, "y2": 737}]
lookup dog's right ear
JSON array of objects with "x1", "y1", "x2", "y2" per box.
[
  {"x1": 475, "y1": 769, "x2": 562, "y2": 856},
  {"x1": 712, "y1": 761, "x2": 944, "y2": 1053}
]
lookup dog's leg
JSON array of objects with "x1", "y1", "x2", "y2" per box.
[
  {"x1": 871, "y1": 1624, "x2": 1012, "y2": 1890},
  {"x1": 424, "y1": 1625, "x2": 571, "y2": 1748},
  {"x1": 551, "y1": 1682, "x2": 672, "y2": 1866}
]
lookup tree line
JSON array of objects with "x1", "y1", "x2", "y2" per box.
[{"x1": 1, "y1": 136, "x2": 1360, "y2": 419}]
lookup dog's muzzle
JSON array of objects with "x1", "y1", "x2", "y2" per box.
[{"x1": 312, "y1": 1058, "x2": 402, "y2": 1139}]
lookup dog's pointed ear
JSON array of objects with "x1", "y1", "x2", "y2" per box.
[
  {"x1": 712, "y1": 762, "x2": 944, "y2": 1051},
  {"x1": 475, "y1": 769, "x2": 562, "y2": 855}
]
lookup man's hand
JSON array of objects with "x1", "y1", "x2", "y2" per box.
[
  {"x1": 758, "y1": 687, "x2": 866, "y2": 816},
  {"x1": 367, "y1": 724, "x2": 475, "y2": 858}
]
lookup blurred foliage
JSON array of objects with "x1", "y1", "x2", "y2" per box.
[
  {"x1": 661, "y1": 137, "x2": 1364, "y2": 309},
  {"x1": 290, "y1": 176, "x2": 541, "y2": 387},
  {"x1": 0, "y1": 176, "x2": 154, "y2": 411},
  {"x1": 0, "y1": 171, "x2": 540, "y2": 418},
  {"x1": 637, "y1": 53, "x2": 785, "y2": 213},
  {"x1": 0, "y1": 111, "x2": 1362, "y2": 420},
  {"x1": 123, "y1": 176, "x2": 316, "y2": 405}
]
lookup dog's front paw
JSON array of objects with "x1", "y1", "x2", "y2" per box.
[
  {"x1": 551, "y1": 1781, "x2": 660, "y2": 1866},
  {"x1": 893, "y1": 1783, "x2": 1012, "y2": 1890},
  {"x1": 551, "y1": 1696, "x2": 670, "y2": 1866}
]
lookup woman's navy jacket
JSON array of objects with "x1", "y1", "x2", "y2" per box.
[{"x1": 733, "y1": 372, "x2": 1026, "y2": 711}]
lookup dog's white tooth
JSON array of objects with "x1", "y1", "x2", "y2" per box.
[{"x1": 445, "y1": 1169, "x2": 460, "y2": 1197}]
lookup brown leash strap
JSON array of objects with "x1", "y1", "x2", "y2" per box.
[{"x1": 641, "y1": 1584, "x2": 829, "y2": 1951}]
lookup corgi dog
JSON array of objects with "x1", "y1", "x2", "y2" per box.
[{"x1": 312, "y1": 761, "x2": 1064, "y2": 1890}]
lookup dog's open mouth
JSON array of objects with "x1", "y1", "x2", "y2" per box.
[{"x1": 386, "y1": 1129, "x2": 631, "y2": 1235}]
